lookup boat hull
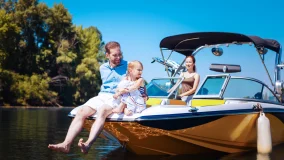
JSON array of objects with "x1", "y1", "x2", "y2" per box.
[{"x1": 83, "y1": 113, "x2": 284, "y2": 155}]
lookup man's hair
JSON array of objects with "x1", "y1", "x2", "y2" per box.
[{"x1": 105, "y1": 41, "x2": 120, "y2": 54}]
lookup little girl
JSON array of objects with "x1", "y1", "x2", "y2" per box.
[{"x1": 112, "y1": 60, "x2": 147, "y2": 116}]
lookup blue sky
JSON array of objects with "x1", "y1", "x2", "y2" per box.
[{"x1": 42, "y1": 0, "x2": 284, "y2": 87}]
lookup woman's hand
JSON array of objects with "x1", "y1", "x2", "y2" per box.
[{"x1": 176, "y1": 95, "x2": 182, "y2": 100}]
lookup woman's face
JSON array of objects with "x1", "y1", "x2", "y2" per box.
[{"x1": 185, "y1": 57, "x2": 194, "y2": 71}]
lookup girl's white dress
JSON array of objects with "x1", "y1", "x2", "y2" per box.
[{"x1": 113, "y1": 79, "x2": 146, "y2": 113}]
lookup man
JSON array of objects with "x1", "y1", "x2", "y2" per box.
[{"x1": 48, "y1": 41, "x2": 128, "y2": 154}]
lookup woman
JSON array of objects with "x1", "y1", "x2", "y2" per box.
[{"x1": 179, "y1": 55, "x2": 200, "y2": 104}]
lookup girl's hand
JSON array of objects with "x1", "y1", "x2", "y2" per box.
[{"x1": 142, "y1": 94, "x2": 148, "y2": 102}]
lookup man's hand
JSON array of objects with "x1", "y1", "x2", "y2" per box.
[
  {"x1": 120, "y1": 88, "x2": 129, "y2": 94},
  {"x1": 113, "y1": 93, "x2": 120, "y2": 99}
]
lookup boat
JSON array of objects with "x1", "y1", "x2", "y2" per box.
[{"x1": 68, "y1": 32, "x2": 284, "y2": 155}]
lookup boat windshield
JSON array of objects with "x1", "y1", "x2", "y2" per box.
[
  {"x1": 223, "y1": 78, "x2": 279, "y2": 102},
  {"x1": 195, "y1": 75, "x2": 228, "y2": 98},
  {"x1": 146, "y1": 78, "x2": 180, "y2": 97},
  {"x1": 194, "y1": 75, "x2": 279, "y2": 103}
]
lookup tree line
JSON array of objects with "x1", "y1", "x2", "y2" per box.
[{"x1": 0, "y1": 0, "x2": 106, "y2": 106}]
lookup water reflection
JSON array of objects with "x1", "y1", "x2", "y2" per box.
[
  {"x1": 220, "y1": 144, "x2": 284, "y2": 160},
  {"x1": 1, "y1": 108, "x2": 284, "y2": 160},
  {"x1": 102, "y1": 147, "x2": 225, "y2": 160},
  {"x1": 0, "y1": 108, "x2": 120, "y2": 160}
]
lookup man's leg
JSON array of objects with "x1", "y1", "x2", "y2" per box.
[
  {"x1": 78, "y1": 104, "x2": 113, "y2": 154},
  {"x1": 48, "y1": 106, "x2": 96, "y2": 153}
]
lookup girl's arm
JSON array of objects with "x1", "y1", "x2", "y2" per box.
[
  {"x1": 126, "y1": 78, "x2": 144, "y2": 92},
  {"x1": 113, "y1": 77, "x2": 128, "y2": 98},
  {"x1": 179, "y1": 73, "x2": 200, "y2": 97}
]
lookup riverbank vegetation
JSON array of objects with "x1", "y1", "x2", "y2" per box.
[{"x1": 0, "y1": 0, "x2": 106, "y2": 106}]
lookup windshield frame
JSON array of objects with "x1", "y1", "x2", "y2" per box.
[{"x1": 193, "y1": 74, "x2": 230, "y2": 99}]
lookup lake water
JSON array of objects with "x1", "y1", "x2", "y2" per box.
[{"x1": 0, "y1": 108, "x2": 284, "y2": 160}]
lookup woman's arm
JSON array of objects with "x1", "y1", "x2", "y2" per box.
[{"x1": 179, "y1": 73, "x2": 200, "y2": 97}]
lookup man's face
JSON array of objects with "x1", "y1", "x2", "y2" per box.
[{"x1": 106, "y1": 47, "x2": 122, "y2": 67}]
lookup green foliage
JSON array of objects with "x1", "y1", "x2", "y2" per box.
[
  {"x1": 0, "y1": 70, "x2": 57, "y2": 106},
  {"x1": 0, "y1": 0, "x2": 105, "y2": 106},
  {"x1": 72, "y1": 26, "x2": 105, "y2": 103}
]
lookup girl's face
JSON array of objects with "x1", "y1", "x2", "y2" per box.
[
  {"x1": 185, "y1": 57, "x2": 195, "y2": 71},
  {"x1": 130, "y1": 63, "x2": 143, "y2": 79}
]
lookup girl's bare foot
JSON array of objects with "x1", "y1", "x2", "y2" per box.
[
  {"x1": 78, "y1": 138, "x2": 90, "y2": 154},
  {"x1": 124, "y1": 108, "x2": 133, "y2": 116},
  {"x1": 48, "y1": 143, "x2": 70, "y2": 153}
]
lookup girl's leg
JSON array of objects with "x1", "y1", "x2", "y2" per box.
[
  {"x1": 112, "y1": 102, "x2": 126, "y2": 113},
  {"x1": 124, "y1": 108, "x2": 133, "y2": 116}
]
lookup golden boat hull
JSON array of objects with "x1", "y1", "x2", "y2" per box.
[{"x1": 83, "y1": 113, "x2": 284, "y2": 155}]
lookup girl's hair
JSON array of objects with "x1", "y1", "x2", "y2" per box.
[
  {"x1": 127, "y1": 60, "x2": 143, "y2": 76},
  {"x1": 186, "y1": 55, "x2": 196, "y2": 72}
]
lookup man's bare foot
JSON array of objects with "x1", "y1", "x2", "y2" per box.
[
  {"x1": 48, "y1": 143, "x2": 70, "y2": 153},
  {"x1": 78, "y1": 138, "x2": 90, "y2": 154}
]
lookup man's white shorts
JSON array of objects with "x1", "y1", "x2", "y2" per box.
[{"x1": 83, "y1": 92, "x2": 115, "y2": 111}]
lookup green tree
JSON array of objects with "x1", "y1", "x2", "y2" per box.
[
  {"x1": 0, "y1": 0, "x2": 105, "y2": 106},
  {"x1": 72, "y1": 26, "x2": 105, "y2": 104}
]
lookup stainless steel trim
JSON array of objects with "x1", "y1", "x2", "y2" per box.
[
  {"x1": 220, "y1": 75, "x2": 231, "y2": 98},
  {"x1": 258, "y1": 51, "x2": 274, "y2": 86},
  {"x1": 224, "y1": 98, "x2": 282, "y2": 105},
  {"x1": 151, "y1": 77, "x2": 181, "y2": 80},
  {"x1": 275, "y1": 45, "x2": 282, "y2": 82},
  {"x1": 167, "y1": 77, "x2": 184, "y2": 99}
]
